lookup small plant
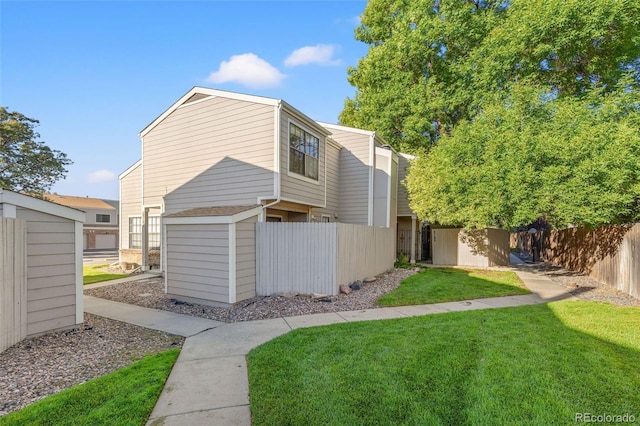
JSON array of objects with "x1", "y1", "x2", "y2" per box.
[{"x1": 395, "y1": 252, "x2": 410, "y2": 268}]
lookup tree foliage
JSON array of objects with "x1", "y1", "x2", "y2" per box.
[
  {"x1": 0, "y1": 107, "x2": 72, "y2": 196},
  {"x1": 342, "y1": 0, "x2": 640, "y2": 228},
  {"x1": 406, "y1": 80, "x2": 640, "y2": 229}
]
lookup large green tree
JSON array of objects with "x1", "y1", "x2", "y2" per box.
[
  {"x1": 0, "y1": 107, "x2": 72, "y2": 196},
  {"x1": 342, "y1": 0, "x2": 640, "y2": 228},
  {"x1": 405, "y1": 80, "x2": 640, "y2": 229},
  {"x1": 341, "y1": 0, "x2": 640, "y2": 152}
]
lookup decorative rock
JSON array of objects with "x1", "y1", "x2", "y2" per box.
[
  {"x1": 363, "y1": 276, "x2": 377, "y2": 283},
  {"x1": 339, "y1": 284, "x2": 352, "y2": 295},
  {"x1": 349, "y1": 281, "x2": 361, "y2": 291}
]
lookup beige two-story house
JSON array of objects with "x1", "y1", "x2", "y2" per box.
[{"x1": 119, "y1": 87, "x2": 424, "y2": 304}]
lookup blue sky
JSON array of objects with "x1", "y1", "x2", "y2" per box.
[{"x1": 1, "y1": 0, "x2": 368, "y2": 200}]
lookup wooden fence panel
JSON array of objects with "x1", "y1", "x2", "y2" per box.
[
  {"x1": 511, "y1": 223, "x2": 639, "y2": 299},
  {"x1": 256, "y1": 223, "x2": 395, "y2": 296},
  {"x1": 1, "y1": 218, "x2": 27, "y2": 353},
  {"x1": 256, "y1": 222, "x2": 337, "y2": 296}
]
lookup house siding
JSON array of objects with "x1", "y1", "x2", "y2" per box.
[
  {"x1": 279, "y1": 109, "x2": 326, "y2": 207},
  {"x1": 327, "y1": 127, "x2": 372, "y2": 225},
  {"x1": 235, "y1": 216, "x2": 257, "y2": 302},
  {"x1": 397, "y1": 154, "x2": 414, "y2": 216},
  {"x1": 143, "y1": 96, "x2": 275, "y2": 213},
  {"x1": 120, "y1": 162, "x2": 142, "y2": 250},
  {"x1": 16, "y1": 207, "x2": 77, "y2": 336},
  {"x1": 311, "y1": 141, "x2": 340, "y2": 221},
  {"x1": 165, "y1": 223, "x2": 230, "y2": 305}
]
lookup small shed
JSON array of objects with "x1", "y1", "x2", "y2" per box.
[
  {"x1": 432, "y1": 227, "x2": 510, "y2": 267},
  {"x1": 163, "y1": 205, "x2": 262, "y2": 306},
  {"x1": 0, "y1": 190, "x2": 85, "y2": 352}
]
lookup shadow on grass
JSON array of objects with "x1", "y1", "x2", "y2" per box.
[{"x1": 247, "y1": 302, "x2": 640, "y2": 425}]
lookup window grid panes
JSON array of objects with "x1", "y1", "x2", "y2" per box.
[
  {"x1": 129, "y1": 216, "x2": 160, "y2": 250},
  {"x1": 289, "y1": 123, "x2": 319, "y2": 180}
]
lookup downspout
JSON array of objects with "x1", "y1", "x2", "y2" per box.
[{"x1": 260, "y1": 101, "x2": 283, "y2": 219}]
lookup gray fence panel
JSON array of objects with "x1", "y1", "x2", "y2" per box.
[{"x1": 1, "y1": 218, "x2": 27, "y2": 353}]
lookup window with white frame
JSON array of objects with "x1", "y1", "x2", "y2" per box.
[
  {"x1": 129, "y1": 216, "x2": 160, "y2": 250},
  {"x1": 289, "y1": 123, "x2": 319, "y2": 180}
]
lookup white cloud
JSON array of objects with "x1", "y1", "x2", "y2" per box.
[
  {"x1": 284, "y1": 44, "x2": 341, "y2": 67},
  {"x1": 87, "y1": 169, "x2": 116, "y2": 183},
  {"x1": 206, "y1": 53, "x2": 286, "y2": 89}
]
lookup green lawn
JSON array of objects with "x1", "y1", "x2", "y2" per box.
[
  {"x1": 0, "y1": 349, "x2": 179, "y2": 426},
  {"x1": 83, "y1": 263, "x2": 128, "y2": 285},
  {"x1": 248, "y1": 301, "x2": 640, "y2": 425},
  {"x1": 377, "y1": 267, "x2": 530, "y2": 306}
]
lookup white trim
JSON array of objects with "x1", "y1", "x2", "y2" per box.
[
  {"x1": 228, "y1": 223, "x2": 237, "y2": 304},
  {"x1": 143, "y1": 203, "x2": 162, "y2": 209},
  {"x1": 0, "y1": 190, "x2": 85, "y2": 222},
  {"x1": 274, "y1": 102, "x2": 282, "y2": 199},
  {"x1": 266, "y1": 214, "x2": 284, "y2": 222},
  {"x1": 286, "y1": 119, "x2": 321, "y2": 185},
  {"x1": 326, "y1": 136, "x2": 343, "y2": 150},
  {"x1": 162, "y1": 222, "x2": 168, "y2": 289},
  {"x1": 75, "y1": 221, "x2": 83, "y2": 324},
  {"x1": 317, "y1": 121, "x2": 376, "y2": 137},
  {"x1": 282, "y1": 103, "x2": 331, "y2": 137},
  {"x1": 367, "y1": 134, "x2": 375, "y2": 226},
  {"x1": 163, "y1": 206, "x2": 263, "y2": 225},
  {"x1": 140, "y1": 87, "x2": 280, "y2": 137},
  {"x1": 140, "y1": 135, "x2": 145, "y2": 212},
  {"x1": 1, "y1": 203, "x2": 17, "y2": 218},
  {"x1": 176, "y1": 95, "x2": 215, "y2": 109},
  {"x1": 118, "y1": 159, "x2": 142, "y2": 180},
  {"x1": 398, "y1": 152, "x2": 416, "y2": 160}
]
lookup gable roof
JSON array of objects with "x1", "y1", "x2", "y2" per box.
[
  {"x1": 45, "y1": 194, "x2": 116, "y2": 211},
  {"x1": 140, "y1": 87, "x2": 331, "y2": 138}
]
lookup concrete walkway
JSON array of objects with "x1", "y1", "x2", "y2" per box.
[{"x1": 83, "y1": 261, "x2": 577, "y2": 426}]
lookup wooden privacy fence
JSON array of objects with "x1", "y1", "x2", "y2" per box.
[
  {"x1": 256, "y1": 222, "x2": 395, "y2": 296},
  {"x1": 1, "y1": 218, "x2": 27, "y2": 353},
  {"x1": 511, "y1": 223, "x2": 640, "y2": 299}
]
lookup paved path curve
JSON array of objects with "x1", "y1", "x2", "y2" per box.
[{"x1": 83, "y1": 258, "x2": 577, "y2": 425}]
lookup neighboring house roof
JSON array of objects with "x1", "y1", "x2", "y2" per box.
[
  {"x1": 0, "y1": 189, "x2": 86, "y2": 222},
  {"x1": 45, "y1": 194, "x2": 116, "y2": 211},
  {"x1": 165, "y1": 205, "x2": 261, "y2": 218},
  {"x1": 140, "y1": 86, "x2": 332, "y2": 139}
]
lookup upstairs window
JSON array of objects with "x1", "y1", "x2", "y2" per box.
[
  {"x1": 96, "y1": 214, "x2": 111, "y2": 223},
  {"x1": 289, "y1": 123, "x2": 319, "y2": 180}
]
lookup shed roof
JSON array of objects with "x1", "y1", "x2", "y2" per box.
[{"x1": 165, "y1": 205, "x2": 261, "y2": 218}]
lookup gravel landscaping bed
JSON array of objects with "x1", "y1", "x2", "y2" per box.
[
  {"x1": 0, "y1": 313, "x2": 183, "y2": 416},
  {"x1": 85, "y1": 268, "x2": 419, "y2": 322}
]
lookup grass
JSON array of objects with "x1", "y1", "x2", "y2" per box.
[
  {"x1": 0, "y1": 349, "x2": 179, "y2": 426},
  {"x1": 247, "y1": 301, "x2": 640, "y2": 425},
  {"x1": 83, "y1": 263, "x2": 127, "y2": 285},
  {"x1": 377, "y1": 267, "x2": 530, "y2": 306}
]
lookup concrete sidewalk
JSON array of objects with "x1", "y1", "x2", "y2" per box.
[{"x1": 83, "y1": 262, "x2": 578, "y2": 425}]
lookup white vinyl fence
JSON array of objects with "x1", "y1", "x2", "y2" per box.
[
  {"x1": 1, "y1": 218, "x2": 27, "y2": 353},
  {"x1": 256, "y1": 222, "x2": 394, "y2": 296}
]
